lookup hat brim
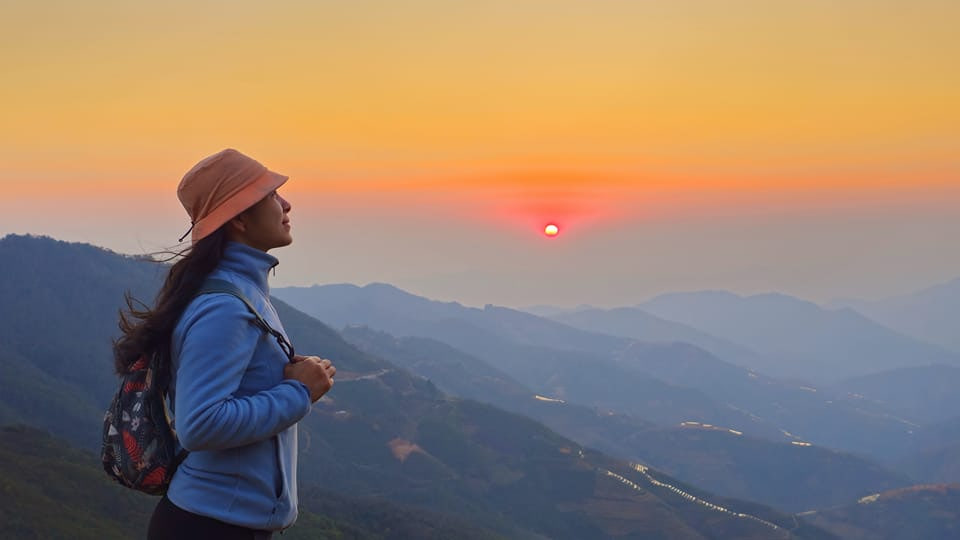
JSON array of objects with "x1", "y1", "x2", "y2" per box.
[{"x1": 191, "y1": 170, "x2": 288, "y2": 243}]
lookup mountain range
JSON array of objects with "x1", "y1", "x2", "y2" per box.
[
  {"x1": 338, "y1": 325, "x2": 910, "y2": 512},
  {"x1": 548, "y1": 306, "x2": 769, "y2": 371},
  {"x1": 0, "y1": 234, "x2": 837, "y2": 539},
  {"x1": 2, "y1": 233, "x2": 958, "y2": 538},
  {"x1": 636, "y1": 290, "x2": 960, "y2": 383},
  {"x1": 272, "y1": 283, "x2": 924, "y2": 462}
]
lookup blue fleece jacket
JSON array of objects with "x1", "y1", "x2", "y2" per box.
[{"x1": 167, "y1": 242, "x2": 312, "y2": 531}]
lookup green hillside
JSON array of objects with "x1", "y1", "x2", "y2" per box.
[
  {"x1": 0, "y1": 425, "x2": 155, "y2": 539},
  {"x1": 0, "y1": 425, "x2": 504, "y2": 540}
]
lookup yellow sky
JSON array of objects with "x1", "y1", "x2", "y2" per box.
[
  {"x1": 3, "y1": 0, "x2": 958, "y2": 176},
  {"x1": 2, "y1": 1, "x2": 958, "y2": 305}
]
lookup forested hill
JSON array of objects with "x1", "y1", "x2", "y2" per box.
[{"x1": 0, "y1": 235, "x2": 168, "y2": 447}]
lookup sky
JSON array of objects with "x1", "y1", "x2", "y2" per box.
[{"x1": 2, "y1": 0, "x2": 958, "y2": 308}]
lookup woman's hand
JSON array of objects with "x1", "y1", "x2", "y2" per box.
[{"x1": 284, "y1": 355, "x2": 336, "y2": 403}]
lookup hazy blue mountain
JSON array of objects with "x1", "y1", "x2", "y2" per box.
[
  {"x1": 803, "y1": 484, "x2": 960, "y2": 540},
  {"x1": 274, "y1": 283, "x2": 625, "y2": 353},
  {"x1": 639, "y1": 290, "x2": 960, "y2": 382},
  {"x1": 341, "y1": 325, "x2": 912, "y2": 513},
  {"x1": 338, "y1": 326, "x2": 693, "y2": 469},
  {"x1": 830, "y1": 277, "x2": 960, "y2": 354},
  {"x1": 521, "y1": 304, "x2": 598, "y2": 318},
  {"x1": 543, "y1": 307, "x2": 920, "y2": 458},
  {"x1": 340, "y1": 325, "x2": 538, "y2": 405},
  {"x1": 0, "y1": 234, "x2": 834, "y2": 538},
  {"x1": 550, "y1": 306, "x2": 767, "y2": 368},
  {"x1": 276, "y1": 283, "x2": 920, "y2": 461},
  {"x1": 274, "y1": 283, "x2": 792, "y2": 440},
  {"x1": 832, "y1": 364, "x2": 960, "y2": 425},
  {"x1": 608, "y1": 341, "x2": 917, "y2": 461}
]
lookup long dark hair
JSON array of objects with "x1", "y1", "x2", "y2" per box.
[{"x1": 113, "y1": 228, "x2": 229, "y2": 374}]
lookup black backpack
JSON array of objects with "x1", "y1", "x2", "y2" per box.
[{"x1": 101, "y1": 279, "x2": 295, "y2": 494}]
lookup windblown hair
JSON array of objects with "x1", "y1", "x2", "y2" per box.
[{"x1": 113, "y1": 228, "x2": 229, "y2": 374}]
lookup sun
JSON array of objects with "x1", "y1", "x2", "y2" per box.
[{"x1": 544, "y1": 223, "x2": 560, "y2": 237}]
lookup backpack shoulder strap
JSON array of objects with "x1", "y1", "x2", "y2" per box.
[{"x1": 197, "y1": 278, "x2": 295, "y2": 360}]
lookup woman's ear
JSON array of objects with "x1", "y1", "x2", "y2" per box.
[{"x1": 228, "y1": 214, "x2": 248, "y2": 235}]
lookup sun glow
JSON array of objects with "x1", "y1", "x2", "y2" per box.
[{"x1": 544, "y1": 224, "x2": 560, "y2": 237}]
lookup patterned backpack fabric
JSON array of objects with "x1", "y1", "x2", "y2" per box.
[
  {"x1": 101, "y1": 351, "x2": 182, "y2": 495},
  {"x1": 101, "y1": 278, "x2": 294, "y2": 495}
]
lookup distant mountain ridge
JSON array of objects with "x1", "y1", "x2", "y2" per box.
[
  {"x1": 638, "y1": 290, "x2": 960, "y2": 383},
  {"x1": 274, "y1": 282, "x2": 921, "y2": 462},
  {"x1": 278, "y1": 282, "x2": 625, "y2": 352},
  {"x1": 549, "y1": 305, "x2": 768, "y2": 368},
  {"x1": 274, "y1": 283, "x2": 790, "y2": 441},
  {"x1": 830, "y1": 277, "x2": 960, "y2": 354}
]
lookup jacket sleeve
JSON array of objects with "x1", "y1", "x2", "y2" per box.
[{"x1": 173, "y1": 294, "x2": 312, "y2": 451}]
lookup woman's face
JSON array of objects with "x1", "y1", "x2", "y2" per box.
[{"x1": 231, "y1": 190, "x2": 293, "y2": 252}]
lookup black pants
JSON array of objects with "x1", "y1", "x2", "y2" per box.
[{"x1": 147, "y1": 495, "x2": 273, "y2": 540}]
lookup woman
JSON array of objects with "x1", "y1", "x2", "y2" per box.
[{"x1": 113, "y1": 148, "x2": 335, "y2": 539}]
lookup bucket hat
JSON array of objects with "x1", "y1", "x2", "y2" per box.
[{"x1": 177, "y1": 149, "x2": 288, "y2": 243}]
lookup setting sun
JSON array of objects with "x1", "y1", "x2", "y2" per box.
[{"x1": 544, "y1": 224, "x2": 560, "y2": 237}]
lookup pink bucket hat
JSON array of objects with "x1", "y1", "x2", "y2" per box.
[{"x1": 177, "y1": 149, "x2": 288, "y2": 243}]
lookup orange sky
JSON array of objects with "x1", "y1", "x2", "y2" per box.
[{"x1": 1, "y1": 0, "x2": 958, "y2": 306}]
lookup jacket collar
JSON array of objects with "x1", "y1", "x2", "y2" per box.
[{"x1": 219, "y1": 241, "x2": 279, "y2": 294}]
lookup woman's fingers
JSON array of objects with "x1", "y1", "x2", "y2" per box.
[
  {"x1": 295, "y1": 355, "x2": 329, "y2": 365},
  {"x1": 294, "y1": 355, "x2": 336, "y2": 382}
]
